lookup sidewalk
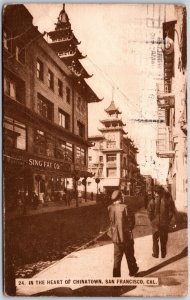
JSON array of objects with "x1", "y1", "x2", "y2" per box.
[
  {"x1": 16, "y1": 227, "x2": 188, "y2": 296},
  {"x1": 6, "y1": 198, "x2": 96, "y2": 220}
]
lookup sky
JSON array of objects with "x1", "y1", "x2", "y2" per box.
[{"x1": 25, "y1": 3, "x2": 176, "y2": 184}]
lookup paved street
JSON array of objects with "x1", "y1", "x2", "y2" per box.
[
  {"x1": 16, "y1": 208, "x2": 188, "y2": 297},
  {"x1": 6, "y1": 198, "x2": 96, "y2": 220}
]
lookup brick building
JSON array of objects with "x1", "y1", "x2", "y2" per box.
[{"x1": 3, "y1": 4, "x2": 101, "y2": 209}]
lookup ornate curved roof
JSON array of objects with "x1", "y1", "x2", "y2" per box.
[{"x1": 105, "y1": 100, "x2": 121, "y2": 114}]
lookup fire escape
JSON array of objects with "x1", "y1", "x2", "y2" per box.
[
  {"x1": 156, "y1": 81, "x2": 175, "y2": 158},
  {"x1": 156, "y1": 21, "x2": 176, "y2": 159}
]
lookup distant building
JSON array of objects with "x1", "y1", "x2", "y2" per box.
[
  {"x1": 85, "y1": 101, "x2": 140, "y2": 197},
  {"x1": 143, "y1": 175, "x2": 154, "y2": 195},
  {"x1": 155, "y1": 6, "x2": 187, "y2": 212},
  {"x1": 3, "y1": 4, "x2": 101, "y2": 209}
]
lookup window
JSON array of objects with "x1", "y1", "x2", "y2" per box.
[
  {"x1": 37, "y1": 94, "x2": 53, "y2": 121},
  {"x1": 58, "y1": 109, "x2": 70, "y2": 130},
  {"x1": 3, "y1": 117, "x2": 26, "y2": 150},
  {"x1": 66, "y1": 87, "x2": 71, "y2": 104},
  {"x1": 106, "y1": 154, "x2": 116, "y2": 162},
  {"x1": 56, "y1": 140, "x2": 73, "y2": 162},
  {"x1": 107, "y1": 141, "x2": 116, "y2": 149},
  {"x1": 77, "y1": 96, "x2": 85, "y2": 113},
  {"x1": 77, "y1": 96, "x2": 81, "y2": 110},
  {"x1": 34, "y1": 130, "x2": 46, "y2": 155},
  {"x1": 81, "y1": 99, "x2": 85, "y2": 113},
  {"x1": 58, "y1": 79, "x2": 63, "y2": 97},
  {"x1": 99, "y1": 142, "x2": 103, "y2": 149},
  {"x1": 37, "y1": 59, "x2": 43, "y2": 81},
  {"x1": 46, "y1": 137, "x2": 55, "y2": 157},
  {"x1": 4, "y1": 78, "x2": 16, "y2": 99},
  {"x1": 3, "y1": 31, "x2": 8, "y2": 50},
  {"x1": 34, "y1": 130, "x2": 55, "y2": 157},
  {"x1": 77, "y1": 121, "x2": 85, "y2": 138},
  {"x1": 99, "y1": 156, "x2": 103, "y2": 162},
  {"x1": 4, "y1": 76, "x2": 25, "y2": 103},
  {"x1": 123, "y1": 157, "x2": 127, "y2": 167},
  {"x1": 15, "y1": 45, "x2": 25, "y2": 64},
  {"x1": 107, "y1": 168, "x2": 116, "y2": 177},
  {"x1": 88, "y1": 156, "x2": 92, "y2": 161},
  {"x1": 76, "y1": 147, "x2": 86, "y2": 165},
  {"x1": 48, "y1": 69, "x2": 54, "y2": 90}
]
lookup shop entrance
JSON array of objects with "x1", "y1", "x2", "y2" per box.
[{"x1": 4, "y1": 165, "x2": 33, "y2": 211}]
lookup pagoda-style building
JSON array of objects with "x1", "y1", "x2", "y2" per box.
[
  {"x1": 47, "y1": 4, "x2": 100, "y2": 103},
  {"x1": 86, "y1": 100, "x2": 141, "y2": 196},
  {"x1": 99, "y1": 100, "x2": 126, "y2": 136}
]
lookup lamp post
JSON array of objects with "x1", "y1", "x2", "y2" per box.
[
  {"x1": 95, "y1": 178, "x2": 100, "y2": 202},
  {"x1": 73, "y1": 171, "x2": 80, "y2": 208},
  {"x1": 81, "y1": 177, "x2": 87, "y2": 202}
]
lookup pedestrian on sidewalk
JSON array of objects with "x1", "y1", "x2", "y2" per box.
[
  {"x1": 107, "y1": 189, "x2": 139, "y2": 277},
  {"x1": 147, "y1": 185, "x2": 175, "y2": 259}
]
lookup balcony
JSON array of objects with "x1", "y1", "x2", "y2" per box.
[
  {"x1": 157, "y1": 83, "x2": 175, "y2": 109},
  {"x1": 156, "y1": 126, "x2": 174, "y2": 158},
  {"x1": 58, "y1": 50, "x2": 76, "y2": 58},
  {"x1": 88, "y1": 162, "x2": 104, "y2": 168},
  {"x1": 156, "y1": 139, "x2": 175, "y2": 158}
]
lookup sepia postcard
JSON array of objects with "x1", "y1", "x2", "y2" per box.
[{"x1": 3, "y1": 3, "x2": 187, "y2": 297}]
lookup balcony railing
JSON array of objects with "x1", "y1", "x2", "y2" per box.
[
  {"x1": 157, "y1": 83, "x2": 175, "y2": 109},
  {"x1": 88, "y1": 162, "x2": 104, "y2": 168},
  {"x1": 58, "y1": 50, "x2": 76, "y2": 58}
]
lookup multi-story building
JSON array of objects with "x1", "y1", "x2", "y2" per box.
[
  {"x1": 86, "y1": 100, "x2": 140, "y2": 196},
  {"x1": 143, "y1": 175, "x2": 154, "y2": 195},
  {"x1": 156, "y1": 6, "x2": 187, "y2": 212},
  {"x1": 3, "y1": 4, "x2": 101, "y2": 209}
]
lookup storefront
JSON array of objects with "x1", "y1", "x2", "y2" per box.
[{"x1": 3, "y1": 152, "x2": 73, "y2": 210}]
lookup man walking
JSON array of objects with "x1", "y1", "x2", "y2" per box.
[
  {"x1": 147, "y1": 185, "x2": 175, "y2": 258},
  {"x1": 108, "y1": 189, "x2": 139, "y2": 277}
]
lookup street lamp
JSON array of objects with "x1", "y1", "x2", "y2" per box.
[
  {"x1": 73, "y1": 171, "x2": 80, "y2": 208},
  {"x1": 81, "y1": 177, "x2": 87, "y2": 202},
  {"x1": 95, "y1": 178, "x2": 100, "y2": 202}
]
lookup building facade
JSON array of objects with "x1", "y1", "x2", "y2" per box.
[
  {"x1": 3, "y1": 5, "x2": 101, "y2": 209},
  {"x1": 156, "y1": 6, "x2": 187, "y2": 212},
  {"x1": 86, "y1": 101, "x2": 141, "y2": 197}
]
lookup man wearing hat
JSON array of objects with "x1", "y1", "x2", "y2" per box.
[
  {"x1": 147, "y1": 185, "x2": 175, "y2": 258},
  {"x1": 108, "y1": 189, "x2": 139, "y2": 277}
]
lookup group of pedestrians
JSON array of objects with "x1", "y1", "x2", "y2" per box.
[{"x1": 107, "y1": 183, "x2": 176, "y2": 277}]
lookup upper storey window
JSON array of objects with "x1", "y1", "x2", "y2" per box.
[
  {"x1": 4, "y1": 78, "x2": 16, "y2": 99},
  {"x1": 15, "y1": 45, "x2": 25, "y2": 64},
  {"x1": 3, "y1": 31, "x2": 8, "y2": 50},
  {"x1": 58, "y1": 109, "x2": 70, "y2": 130},
  {"x1": 58, "y1": 79, "x2": 63, "y2": 97},
  {"x1": 48, "y1": 70, "x2": 54, "y2": 90},
  {"x1": 4, "y1": 75, "x2": 25, "y2": 103},
  {"x1": 66, "y1": 87, "x2": 71, "y2": 104},
  {"x1": 77, "y1": 121, "x2": 85, "y2": 138},
  {"x1": 37, "y1": 59, "x2": 44, "y2": 81},
  {"x1": 3, "y1": 117, "x2": 26, "y2": 150},
  {"x1": 37, "y1": 93, "x2": 53, "y2": 122}
]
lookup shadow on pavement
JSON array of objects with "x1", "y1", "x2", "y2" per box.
[
  {"x1": 34, "y1": 246, "x2": 188, "y2": 296},
  {"x1": 136, "y1": 246, "x2": 188, "y2": 278}
]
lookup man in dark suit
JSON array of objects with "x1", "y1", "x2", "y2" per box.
[
  {"x1": 147, "y1": 185, "x2": 175, "y2": 258},
  {"x1": 108, "y1": 189, "x2": 139, "y2": 277}
]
